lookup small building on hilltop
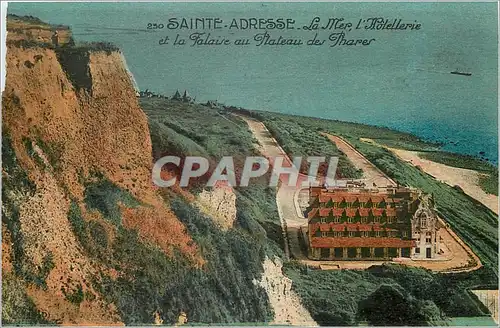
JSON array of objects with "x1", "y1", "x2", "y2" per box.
[
  {"x1": 172, "y1": 90, "x2": 182, "y2": 101},
  {"x1": 307, "y1": 186, "x2": 441, "y2": 260}
]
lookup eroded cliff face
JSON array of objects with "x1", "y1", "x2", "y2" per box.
[{"x1": 2, "y1": 21, "x2": 200, "y2": 325}]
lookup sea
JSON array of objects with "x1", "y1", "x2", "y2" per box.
[{"x1": 6, "y1": 2, "x2": 499, "y2": 164}]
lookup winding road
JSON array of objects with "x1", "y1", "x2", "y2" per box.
[{"x1": 237, "y1": 114, "x2": 482, "y2": 273}]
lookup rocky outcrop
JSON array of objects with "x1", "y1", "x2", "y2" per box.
[
  {"x1": 254, "y1": 257, "x2": 317, "y2": 326},
  {"x1": 197, "y1": 187, "x2": 236, "y2": 230}
]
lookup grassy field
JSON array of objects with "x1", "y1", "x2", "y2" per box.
[
  {"x1": 229, "y1": 110, "x2": 498, "y2": 325},
  {"x1": 283, "y1": 262, "x2": 496, "y2": 326},
  {"x1": 244, "y1": 110, "x2": 497, "y2": 195},
  {"x1": 145, "y1": 103, "x2": 498, "y2": 325}
]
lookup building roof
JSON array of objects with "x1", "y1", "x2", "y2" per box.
[
  {"x1": 331, "y1": 195, "x2": 345, "y2": 202},
  {"x1": 310, "y1": 237, "x2": 415, "y2": 248},
  {"x1": 319, "y1": 208, "x2": 332, "y2": 217},
  {"x1": 345, "y1": 208, "x2": 358, "y2": 217},
  {"x1": 316, "y1": 191, "x2": 406, "y2": 205},
  {"x1": 310, "y1": 222, "x2": 398, "y2": 232},
  {"x1": 358, "y1": 208, "x2": 370, "y2": 216},
  {"x1": 357, "y1": 195, "x2": 371, "y2": 203},
  {"x1": 344, "y1": 195, "x2": 358, "y2": 203},
  {"x1": 332, "y1": 208, "x2": 344, "y2": 216},
  {"x1": 318, "y1": 194, "x2": 331, "y2": 203}
]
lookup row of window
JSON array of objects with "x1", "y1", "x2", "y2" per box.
[
  {"x1": 317, "y1": 230, "x2": 407, "y2": 238},
  {"x1": 318, "y1": 201, "x2": 397, "y2": 209},
  {"x1": 315, "y1": 216, "x2": 397, "y2": 224}
]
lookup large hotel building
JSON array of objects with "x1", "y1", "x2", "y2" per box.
[{"x1": 307, "y1": 185, "x2": 441, "y2": 260}]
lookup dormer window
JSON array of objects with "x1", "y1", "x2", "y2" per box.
[{"x1": 421, "y1": 218, "x2": 427, "y2": 228}]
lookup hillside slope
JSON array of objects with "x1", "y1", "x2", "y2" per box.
[
  {"x1": 3, "y1": 18, "x2": 202, "y2": 325},
  {"x1": 2, "y1": 16, "x2": 299, "y2": 326}
]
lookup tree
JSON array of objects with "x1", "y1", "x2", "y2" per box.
[{"x1": 358, "y1": 284, "x2": 445, "y2": 326}]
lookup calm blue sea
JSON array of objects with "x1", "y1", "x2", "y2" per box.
[{"x1": 7, "y1": 2, "x2": 498, "y2": 164}]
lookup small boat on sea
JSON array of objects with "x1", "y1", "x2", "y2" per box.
[{"x1": 450, "y1": 70, "x2": 472, "y2": 76}]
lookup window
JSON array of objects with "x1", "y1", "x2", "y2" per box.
[
  {"x1": 320, "y1": 217, "x2": 326, "y2": 223},
  {"x1": 349, "y1": 232, "x2": 355, "y2": 237},
  {"x1": 376, "y1": 231, "x2": 380, "y2": 237},
  {"x1": 362, "y1": 231, "x2": 369, "y2": 237},
  {"x1": 334, "y1": 217, "x2": 340, "y2": 223},
  {"x1": 426, "y1": 237, "x2": 432, "y2": 244},
  {"x1": 321, "y1": 232, "x2": 328, "y2": 237},
  {"x1": 374, "y1": 217, "x2": 380, "y2": 223},
  {"x1": 403, "y1": 231, "x2": 408, "y2": 238},
  {"x1": 421, "y1": 218, "x2": 427, "y2": 228},
  {"x1": 361, "y1": 217, "x2": 367, "y2": 223},
  {"x1": 415, "y1": 247, "x2": 420, "y2": 254}
]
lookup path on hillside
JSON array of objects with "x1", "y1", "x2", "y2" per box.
[
  {"x1": 240, "y1": 116, "x2": 309, "y2": 261},
  {"x1": 321, "y1": 133, "x2": 397, "y2": 187},
  {"x1": 238, "y1": 114, "x2": 481, "y2": 273}
]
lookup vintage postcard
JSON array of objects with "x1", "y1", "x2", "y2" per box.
[{"x1": 1, "y1": 1, "x2": 498, "y2": 326}]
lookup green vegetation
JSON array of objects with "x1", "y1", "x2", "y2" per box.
[
  {"x1": 250, "y1": 111, "x2": 439, "y2": 151},
  {"x1": 60, "y1": 99, "x2": 285, "y2": 324},
  {"x1": 2, "y1": 273, "x2": 53, "y2": 325},
  {"x1": 7, "y1": 14, "x2": 70, "y2": 30},
  {"x1": 84, "y1": 178, "x2": 140, "y2": 226},
  {"x1": 55, "y1": 46, "x2": 92, "y2": 91},
  {"x1": 142, "y1": 98, "x2": 284, "y2": 250},
  {"x1": 359, "y1": 284, "x2": 444, "y2": 326},
  {"x1": 2, "y1": 132, "x2": 56, "y2": 288},
  {"x1": 67, "y1": 199, "x2": 110, "y2": 261},
  {"x1": 351, "y1": 139, "x2": 498, "y2": 271},
  {"x1": 22, "y1": 137, "x2": 46, "y2": 169},
  {"x1": 63, "y1": 284, "x2": 85, "y2": 305},
  {"x1": 479, "y1": 171, "x2": 498, "y2": 196},
  {"x1": 234, "y1": 111, "x2": 498, "y2": 325},
  {"x1": 142, "y1": 98, "x2": 258, "y2": 160},
  {"x1": 87, "y1": 190, "x2": 275, "y2": 324},
  {"x1": 230, "y1": 110, "x2": 440, "y2": 178},
  {"x1": 249, "y1": 111, "x2": 497, "y2": 272},
  {"x1": 284, "y1": 262, "x2": 495, "y2": 326}
]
